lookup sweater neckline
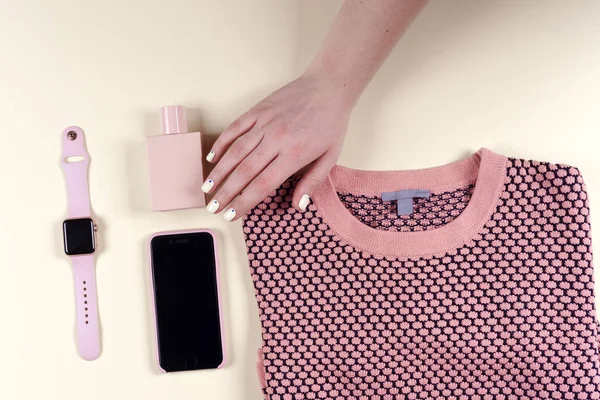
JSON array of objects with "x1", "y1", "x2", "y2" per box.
[{"x1": 312, "y1": 148, "x2": 508, "y2": 258}]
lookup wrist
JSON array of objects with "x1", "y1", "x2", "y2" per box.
[{"x1": 303, "y1": 59, "x2": 365, "y2": 110}]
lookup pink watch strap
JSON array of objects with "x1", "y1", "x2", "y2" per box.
[
  {"x1": 61, "y1": 126, "x2": 91, "y2": 218},
  {"x1": 61, "y1": 126, "x2": 101, "y2": 360},
  {"x1": 72, "y1": 255, "x2": 101, "y2": 360}
]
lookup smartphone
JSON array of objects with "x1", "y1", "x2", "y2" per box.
[{"x1": 149, "y1": 229, "x2": 224, "y2": 372}]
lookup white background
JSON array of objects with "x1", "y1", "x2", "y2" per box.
[{"x1": 1, "y1": 1, "x2": 599, "y2": 399}]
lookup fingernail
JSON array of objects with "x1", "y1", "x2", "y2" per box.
[
  {"x1": 206, "y1": 150, "x2": 215, "y2": 162},
  {"x1": 201, "y1": 179, "x2": 214, "y2": 193},
  {"x1": 207, "y1": 199, "x2": 219, "y2": 214},
  {"x1": 224, "y1": 208, "x2": 236, "y2": 221},
  {"x1": 299, "y1": 194, "x2": 311, "y2": 211}
]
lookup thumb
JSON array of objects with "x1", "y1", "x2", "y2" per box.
[{"x1": 293, "y1": 151, "x2": 338, "y2": 212}]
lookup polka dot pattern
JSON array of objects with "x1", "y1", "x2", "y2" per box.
[
  {"x1": 338, "y1": 185, "x2": 474, "y2": 232},
  {"x1": 242, "y1": 158, "x2": 600, "y2": 399}
]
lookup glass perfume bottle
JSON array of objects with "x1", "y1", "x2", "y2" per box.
[{"x1": 147, "y1": 105, "x2": 206, "y2": 211}]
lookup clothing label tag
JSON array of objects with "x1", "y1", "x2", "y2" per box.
[{"x1": 381, "y1": 189, "x2": 431, "y2": 216}]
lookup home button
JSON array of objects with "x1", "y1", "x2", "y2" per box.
[{"x1": 185, "y1": 355, "x2": 198, "y2": 368}]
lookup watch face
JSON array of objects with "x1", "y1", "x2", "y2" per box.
[{"x1": 63, "y1": 218, "x2": 95, "y2": 255}]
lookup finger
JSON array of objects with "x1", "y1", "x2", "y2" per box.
[
  {"x1": 201, "y1": 130, "x2": 263, "y2": 194},
  {"x1": 222, "y1": 157, "x2": 291, "y2": 222},
  {"x1": 207, "y1": 143, "x2": 276, "y2": 213},
  {"x1": 206, "y1": 112, "x2": 258, "y2": 163},
  {"x1": 292, "y1": 150, "x2": 338, "y2": 212}
]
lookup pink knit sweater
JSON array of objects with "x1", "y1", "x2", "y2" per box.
[{"x1": 242, "y1": 148, "x2": 600, "y2": 399}]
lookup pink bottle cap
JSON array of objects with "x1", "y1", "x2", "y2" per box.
[{"x1": 160, "y1": 105, "x2": 188, "y2": 134}]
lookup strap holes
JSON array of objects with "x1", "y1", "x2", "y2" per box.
[
  {"x1": 85, "y1": 321, "x2": 88, "y2": 324},
  {"x1": 85, "y1": 314, "x2": 88, "y2": 318},
  {"x1": 64, "y1": 155, "x2": 84, "y2": 163},
  {"x1": 85, "y1": 308, "x2": 88, "y2": 311},
  {"x1": 84, "y1": 301, "x2": 88, "y2": 304},
  {"x1": 84, "y1": 294, "x2": 87, "y2": 297},
  {"x1": 83, "y1": 281, "x2": 86, "y2": 284},
  {"x1": 83, "y1": 288, "x2": 86, "y2": 291}
]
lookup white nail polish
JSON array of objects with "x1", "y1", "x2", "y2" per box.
[
  {"x1": 207, "y1": 199, "x2": 219, "y2": 214},
  {"x1": 206, "y1": 150, "x2": 215, "y2": 162},
  {"x1": 299, "y1": 194, "x2": 311, "y2": 211},
  {"x1": 224, "y1": 208, "x2": 236, "y2": 221},
  {"x1": 201, "y1": 179, "x2": 214, "y2": 193}
]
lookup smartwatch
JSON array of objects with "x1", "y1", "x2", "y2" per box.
[{"x1": 61, "y1": 126, "x2": 101, "y2": 361}]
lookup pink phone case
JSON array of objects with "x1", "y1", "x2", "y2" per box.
[{"x1": 148, "y1": 229, "x2": 226, "y2": 373}]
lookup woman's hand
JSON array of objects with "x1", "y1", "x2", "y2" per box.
[
  {"x1": 201, "y1": 0, "x2": 428, "y2": 221},
  {"x1": 202, "y1": 72, "x2": 354, "y2": 221}
]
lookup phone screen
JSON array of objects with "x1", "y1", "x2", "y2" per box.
[{"x1": 150, "y1": 231, "x2": 223, "y2": 372}]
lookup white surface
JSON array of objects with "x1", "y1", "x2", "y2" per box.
[{"x1": 1, "y1": 1, "x2": 599, "y2": 399}]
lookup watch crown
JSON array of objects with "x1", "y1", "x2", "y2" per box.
[{"x1": 93, "y1": 224, "x2": 98, "y2": 232}]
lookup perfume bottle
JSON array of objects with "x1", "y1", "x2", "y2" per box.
[{"x1": 147, "y1": 105, "x2": 206, "y2": 211}]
